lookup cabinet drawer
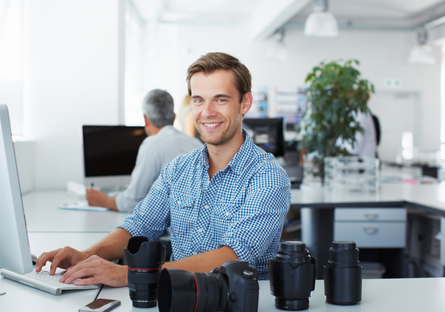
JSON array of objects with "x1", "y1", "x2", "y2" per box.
[
  {"x1": 335, "y1": 208, "x2": 406, "y2": 222},
  {"x1": 334, "y1": 222, "x2": 406, "y2": 248}
]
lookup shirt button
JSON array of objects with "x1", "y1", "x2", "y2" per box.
[
  {"x1": 225, "y1": 212, "x2": 231, "y2": 217},
  {"x1": 204, "y1": 205, "x2": 209, "y2": 209},
  {"x1": 192, "y1": 252, "x2": 197, "y2": 255},
  {"x1": 198, "y1": 228, "x2": 203, "y2": 232}
]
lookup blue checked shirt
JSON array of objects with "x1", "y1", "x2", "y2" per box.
[{"x1": 119, "y1": 130, "x2": 291, "y2": 280}]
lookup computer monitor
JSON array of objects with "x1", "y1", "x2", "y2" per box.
[
  {"x1": 82, "y1": 125, "x2": 147, "y2": 190},
  {"x1": 0, "y1": 104, "x2": 33, "y2": 274},
  {"x1": 243, "y1": 118, "x2": 285, "y2": 157}
]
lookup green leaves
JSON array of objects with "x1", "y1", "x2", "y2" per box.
[{"x1": 299, "y1": 59, "x2": 374, "y2": 178}]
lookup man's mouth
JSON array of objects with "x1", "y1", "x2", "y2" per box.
[{"x1": 202, "y1": 122, "x2": 223, "y2": 128}]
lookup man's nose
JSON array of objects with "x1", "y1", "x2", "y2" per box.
[{"x1": 201, "y1": 102, "x2": 216, "y2": 118}]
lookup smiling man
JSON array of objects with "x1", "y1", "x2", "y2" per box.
[{"x1": 36, "y1": 52, "x2": 291, "y2": 285}]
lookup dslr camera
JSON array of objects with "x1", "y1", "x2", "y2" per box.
[{"x1": 157, "y1": 260, "x2": 259, "y2": 312}]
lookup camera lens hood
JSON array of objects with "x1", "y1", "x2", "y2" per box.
[
  {"x1": 158, "y1": 269, "x2": 198, "y2": 312},
  {"x1": 124, "y1": 236, "x2": 165, "y2": 268}
]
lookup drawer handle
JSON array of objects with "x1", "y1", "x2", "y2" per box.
[
  {"x1": 364, "y1": 214, "x2": 378, "y2": 219},
  {"x1": 364, "y1": 227, "x2": 378, "y2": 234}
]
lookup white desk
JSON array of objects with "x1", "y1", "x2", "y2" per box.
[
  {"x1": 289, "y1": 182, "x2": 445, "y2": 278},
  {"x1": 3, "y1": 275, "x2": 445, "y2": 311},
  {"x1": 23, "y1": 191, "x2": 130, "y2": 233},
  {"x1": 98, "y1": 278, "x2": 445, "y2": 312},
  {"x1": 291, "y1": 182, "x2": 445, "y2": 215}
]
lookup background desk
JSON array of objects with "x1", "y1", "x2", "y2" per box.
[
  {"x1": 22, "y1": 191, "x2": 130, "y2": 233},
  {"x1": 290, "y1": 183, "x2": 445, "y2": 278}
]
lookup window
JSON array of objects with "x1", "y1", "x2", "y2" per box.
[{"x1": 0, "y1": 0, "x2": 24, "y2": 135}]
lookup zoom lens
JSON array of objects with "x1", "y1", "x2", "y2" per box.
[
  {"x1": 269, "y1": 241, "x2": 316, "y2": 311},
  {"x1": 158, "y1": 261, "x2": 259, "y2": 312},
  {"x1": 324, "y1": 241, "x2": 362, "y2": 305},
  {"x1": 124, "y1": 236, "x2": 165, "y2": 308},
  {"x1": 158, "y1": 268, "x2": 229, "y2": 312}
]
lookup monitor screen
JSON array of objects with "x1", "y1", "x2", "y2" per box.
[
  {"x1": 0, "y1": 104, "x2": 33, "y2": 274},
  {"x1": 82, "y1": 125, "x2": 147, "y2": 189},
  {"x1": 243, "y1": 118, "x2": 285, "y2": 157}
]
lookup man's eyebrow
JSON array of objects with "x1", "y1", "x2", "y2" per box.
[
  {"x1": 191, "y1": 95, "x2": 202, "y2": 99},
  {"x1": 214, "y1": 94, "x2": 232, "y2": 98}
]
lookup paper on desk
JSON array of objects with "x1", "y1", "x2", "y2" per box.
[{"x1": 58, "y1": 200, "x2": 109, "y2": 212}]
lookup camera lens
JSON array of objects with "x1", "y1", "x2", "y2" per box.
[
  {"x1": 158, "y1": 268, "x2": 229, "y2": 312},
  {"x1": 324, "y1": 241, "x2": 362, "y2": 305},
  {"x1": 158, "y1": 260, "x2": 259, "y2": 312},
  {"x1": 124, "y1": 236, "x2": 165, "y2": 308},
  {"x1": 269, "y1": 241, "x2": 316, "y2": 311}
]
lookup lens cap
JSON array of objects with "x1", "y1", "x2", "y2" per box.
[
  {"x1": 331, "y1": 241, "x2": 356, "y2": 251},
  {"x1": 280, "y1": 241, "x2": 306, "y2": 253}
]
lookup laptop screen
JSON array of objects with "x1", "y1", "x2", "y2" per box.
[{"x1": 0, "y1": 104, "x2": 33, "y2": 274}]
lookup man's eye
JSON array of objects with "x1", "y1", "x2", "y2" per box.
[
  {"x1": 217, "y1": 98, "x2": 227, "y2": 103},
  {"x1": 193, "y1": 99, "x2": 203, "y2": 105}
]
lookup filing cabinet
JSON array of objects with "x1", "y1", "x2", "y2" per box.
[{"x1": 334, "y1": 208, "x2": 407, "y2": 248}]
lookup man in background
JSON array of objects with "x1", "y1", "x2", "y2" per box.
[{"x1": 86, "y1": 89, "x2": 202, "y2": 212}]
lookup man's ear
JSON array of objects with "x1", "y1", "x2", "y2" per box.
[
  {"x1": 241, "y1": 92, "x2": 253, "y2": 115},
  {"x1": 144, "y1": 115, "x2": 150, "y2": 127}
]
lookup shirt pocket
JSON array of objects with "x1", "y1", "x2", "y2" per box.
[
  {"x1": 169, "y1": 193, "x2": 196, "y2": 236},
  {"x1": 211, "y1": 202, "x2": 240, "y2": 235}
]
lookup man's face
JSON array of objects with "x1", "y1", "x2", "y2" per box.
[{"x1": 190, "y1": 70, "x2": 251, "y2": 147}]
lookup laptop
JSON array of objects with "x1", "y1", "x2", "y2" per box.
[{"x1": 0, "y1": 104, "x2": 99, "y2": 295}]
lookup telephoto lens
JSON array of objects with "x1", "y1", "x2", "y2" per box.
[
  {"x1": 123, "y1": 236, "x2": 166, "y2": 308},
  {"x1": 324, "y1": 241, "x2": 362, "y2": 305},
  {"x1": 157, "y1": 260, "x2": 259, "y2": 312},
  {"x1": 269, "y1": 241, "x2": 316, "y2": 311}
]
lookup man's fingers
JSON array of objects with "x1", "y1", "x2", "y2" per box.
[
  {"x1": 74, "y1": 276, "x2": 99, "y2": 286},
  {"x1": 60, "y1": 256, "x2": 101, "y2": 283},
  {"x1": 35, "y1": 249, "x2": 61, "y2": 272},
  {"x1": 62, "y1": 267, "x2": 95, "y2": 284}
]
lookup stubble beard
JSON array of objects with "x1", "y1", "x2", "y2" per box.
[{"x1": 197, "y1": 117, "x2": 242, "y2": 147}]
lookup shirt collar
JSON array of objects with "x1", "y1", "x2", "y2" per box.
[{"x1": 199, "y1": 129, "x2": 253, "y2": 175}]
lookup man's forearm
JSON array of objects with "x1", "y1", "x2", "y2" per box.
[
  {"x1": 162, "y1": 246, "x2": 238, "y2": 272},
  {"x1": 83, "y1": 228, "x2": 132, "y2": 260},
  {"x1": 106, "y1": 196, "x2": 119, "y2": 211}
]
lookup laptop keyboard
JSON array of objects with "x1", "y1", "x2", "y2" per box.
[{"x1": 25, "y1": 270, "x2": 98, "y2": 289}]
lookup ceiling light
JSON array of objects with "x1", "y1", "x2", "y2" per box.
[
  {"x1": 409, "y1": 27, "x2": 435, "y2": 65},
  {"x1": 266, "y1": 28, "x2": 289, "y2": 62},
  {"x1": 304, "y1": 0, "x2": 338, "y2": 37}
]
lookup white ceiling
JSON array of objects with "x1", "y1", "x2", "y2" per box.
[{"x1": 132, "y1": 0, "x2": 445, "y2": 38}]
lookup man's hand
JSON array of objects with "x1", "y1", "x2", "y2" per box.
[
  {"x1": 36, "y1": 246, "x2": 90, "y2": 275},
  {"x1": 59, "y1": 255, "x2": 128, "y2": 287},
  {"x1": 86, "y1": 188, "x2": 118, "y2": 211},
  {"x1": 86, "y1": 189, "x2": 108, "y2": 207}
]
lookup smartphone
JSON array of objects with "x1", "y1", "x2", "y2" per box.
[{"x1": 79, "y1": 299, "x2": 121, "y2": 312}]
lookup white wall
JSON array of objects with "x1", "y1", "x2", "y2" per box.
[
  {"x1": 23, "y1": 0, "x2": 124, "y2": 190},
  {"x1": 21, "y1": 7, "x2": 442, "y2": 190},
  {"x1": 143, "y1": 23, "x2": 441, "y2": 162}
]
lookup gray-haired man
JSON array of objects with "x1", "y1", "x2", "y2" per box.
[{"x1": 86, "y1": 89, "x2": 202, "y2": 212}]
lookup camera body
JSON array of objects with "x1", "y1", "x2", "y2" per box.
[
  {"x1": 269, "y1": 241, "x2": 316, "y2": 311},
  {"x1": 124, "y1": 236, "x2": 165, "y2": 308},
  {"x1": 158, "y1": 260, "x2": 259, "y2": 312},
  {"x1": 217, "y1": 260, "x2": 259, "y2": 312}
]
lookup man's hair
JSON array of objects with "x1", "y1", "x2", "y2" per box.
[
  {"x1": 186, "y1": 52, "x2": 252, "y2": 102},
  {"x1": 142, "y1": 89, "x2": 175, "y2": 128}
]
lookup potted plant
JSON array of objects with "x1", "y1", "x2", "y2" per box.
[{"x1": 299, "y1": 59, "x2": 375, "y2": 181}]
